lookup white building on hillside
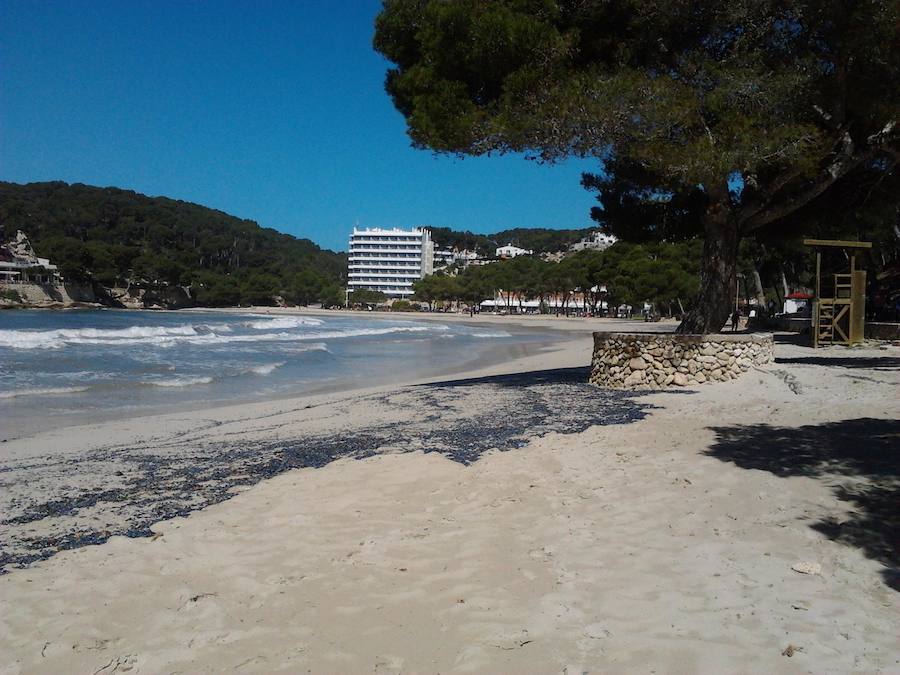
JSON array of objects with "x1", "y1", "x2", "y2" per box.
[
  {"x1": 347, "y1": 227, "x2": 434, "y2": 298},
  {"x1": 433, "y1": 248, "x2": 456, "y2": 270},
  {"x1": 453, "y1": 249, "x2": 482, "y2": 267},
  {"x1": 569, "y1": 231, "x2": 618, "y2": 252},
  {"x1": 496, "y1": 244, "x2": 533, "y2": 259}
]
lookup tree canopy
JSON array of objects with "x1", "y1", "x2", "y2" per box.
[
  {"x1": 348, "y1": 288, "x2": 388, "y2": 306},
  {"x1": 375, "y1": 0, "x2": 899, "y2": 332},
  {"x1": 429, "y1": 225, "x2": 593, "y2": 255},
  {"x1": 411, "y1": 241, "x2": 701, "y2": 316}
]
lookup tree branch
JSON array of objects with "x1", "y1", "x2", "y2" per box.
[
  {"x1": 812, "y1": 104, "x2": 838, "y2": 130},
  {"x1": 737, "y1": 121, "x2": 899, "y2": 233},
  {"x1": 867, "y1": 119, "x2": 897, "y2": 148},
  {"x1": 739, "y1": 131, "x2": 855, "y2": 232}
]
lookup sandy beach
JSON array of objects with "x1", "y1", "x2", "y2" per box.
[{"x1": 1, "y1": 316, "x2": 898, "y2": 673}]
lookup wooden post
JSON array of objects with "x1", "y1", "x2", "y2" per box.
[
  {"x1": 813, "y1": 251, "x2": 822, "y2": 348},
  {"x1": 849, "y1": 270, "x2": 866, "y2": 344}
]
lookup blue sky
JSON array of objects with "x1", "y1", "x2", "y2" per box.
[{"x1": 0, "y1": 1, "x2": 600, "y2": 251}]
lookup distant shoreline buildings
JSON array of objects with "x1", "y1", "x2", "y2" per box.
[{"x1": 346, "y1": 226, "x2": 619, "y2": 301}]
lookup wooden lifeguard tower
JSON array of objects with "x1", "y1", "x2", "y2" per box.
[{"x1": 804, "y1": 239, "x2": 872, "y2": 347}]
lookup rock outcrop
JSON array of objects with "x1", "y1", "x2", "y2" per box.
[
  {"x1": 7, "y1": 230, "x2": 38, "y2": 262},
  {"x1": 109, "y1": 284, "x2": 194, "y2": 310}
]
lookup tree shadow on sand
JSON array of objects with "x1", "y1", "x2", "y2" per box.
[
  {"x1": 775, "y1": 356, "x2": 900, "y2": 370},
  {"x1": 706, "y1": 418, "x2": 900, "y2": 590},
  {"x1": 1, "y1": 365, "x2": 657, "y2": 573},
  {"x1": 421, "y1": 365, "x2": 593, "y2": 388}
]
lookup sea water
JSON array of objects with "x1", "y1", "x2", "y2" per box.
[{"x1": 0, "y1": 309, "x2": 554, "y2": 437}]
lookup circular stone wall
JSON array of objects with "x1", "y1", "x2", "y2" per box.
[{"x1": 590, "y1": 332, "x2": 774, "y2": 389}]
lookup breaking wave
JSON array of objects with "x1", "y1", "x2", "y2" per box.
[
  {"x1": 243, "y1": 315, "x2": 325, "y2": 330},
  {"x1": 149, "y1": 376, "x2": 215, "y2": 388},
  {"x1": 0, "y1": 323, "x2": 219, "y2": 349},
  {"x1": 298, "y1": 325, "x2": 448, "y2": 341},
  {"x1": 0, "y1": 386, "x2": 90, "y2": 399},
  {"x1": 246, "y1": 361, "x2": 286, "y2": 376},
  {"x1": 0, "y1": 322, "x2": 448, "y2": 349}
]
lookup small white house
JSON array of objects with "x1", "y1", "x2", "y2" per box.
[
  {"x1": 569, "y1": 231, "x2": 618, "y2": 252},
  {"x1": 495, "y1": 244, "x2": 533, "y2": 259},
  {"x1": 433, "y1": 248, "x2": 456, "y2": 269}
]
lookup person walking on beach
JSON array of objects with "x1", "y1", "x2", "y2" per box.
[{"x1": 730, "y1": 308, "x2": 740, "y2": 332}]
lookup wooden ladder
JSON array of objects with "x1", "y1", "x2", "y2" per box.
[
  {"x1": 817, "y1": 299, "x2": 836, "y2": 345},
  {"x1": 834, "y1": 274, "x2": 853, "y2": 300}
]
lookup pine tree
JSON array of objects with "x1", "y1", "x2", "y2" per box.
[{"x1": 374, "y1": 0, "x2": 899, "y2": 332}]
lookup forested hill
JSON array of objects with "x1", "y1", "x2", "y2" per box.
[
  {"x1": 429, "y1": 226, "x2": 594, "y2": 255},
  {"x1": 0, "y1": 181, "x2": 346, "y2": 306}
]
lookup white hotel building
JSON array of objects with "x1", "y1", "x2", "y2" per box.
[{"x1": 347, "y1": 227, "x2": 434, "y2": 298}]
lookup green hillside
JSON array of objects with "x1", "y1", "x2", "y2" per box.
[
  {"x1": 0, "y1": 181, "x2": 604, "y2": 308},
  {"x1": 430, "y1": 226, "x2": 593, "y2": 255},
  {"x1": 0, "y1": 181, "x2": 346, "y2": 306}
]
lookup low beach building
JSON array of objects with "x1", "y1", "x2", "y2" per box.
[
  {"x1": 347, "y1": 227, "x2": 434, "y2": 298},
  {"x1": 480, "y1": 289, "x2": 608, "y2": 315}
]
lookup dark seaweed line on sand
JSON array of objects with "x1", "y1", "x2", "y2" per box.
[{"x1": 0, "y1": 371, "x2": 653, "y2": 572}]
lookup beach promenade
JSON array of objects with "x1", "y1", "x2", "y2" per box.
[{"x1": 1, "y1": 315, "x2": 898, "y2": 673}]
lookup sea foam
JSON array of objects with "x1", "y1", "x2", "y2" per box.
[
  {"x1": 149, "y1": 376, "x2": 215, "y2": 388},
  {"x1": 243, "y1": 315, "x2": 325, "y2": 330},
  {"x1": 0, "y1": 323, "x2": 205, "y2": 349},
  {"x1": 0, "y1": 386, "x2": 90, "y2": 399},
  {"x1": 247, "y1": 361, "x2": 286, "y2": 376},
  {"x1": 0, "y1": 321, "x2": 443, "y2": 349}
]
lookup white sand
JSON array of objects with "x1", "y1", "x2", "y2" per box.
[{"x1": 1, "y1": 322, "x2": 898, "y2": 673}]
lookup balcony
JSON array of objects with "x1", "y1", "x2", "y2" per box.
[
  {"x1": 348, "y1": 272, "x2": 420, "y2": 278},
  {"x1": 348, "y1": 265, "x2": 422, "y2": 272},
  {"x1": 349, "y1": 248, "x2": 422, "y2": 255}
]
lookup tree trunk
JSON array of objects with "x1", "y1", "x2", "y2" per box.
[
  {"x1": 751, "y1": 268, "x2": 766, "y2": 309},
  {"x1": 677, "y1": 198, "x2": 740, "y2": 334}
]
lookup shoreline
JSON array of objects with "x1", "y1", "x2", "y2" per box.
[
  {"x1": 184, "y1": 303, "x2": 682, "y2": 331},
  {"x1": 0, "y1": 325, "x2": 593, "y2": 456},
  {"x1": 1, "y1": 309, "x2": 663, "y2": 443},
  {"x1": 0, "y1": 341, "x2": 634, "y2": 573},
  {"x1": 2, "y1": 326, "x2": 897, "y2": 672}
]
